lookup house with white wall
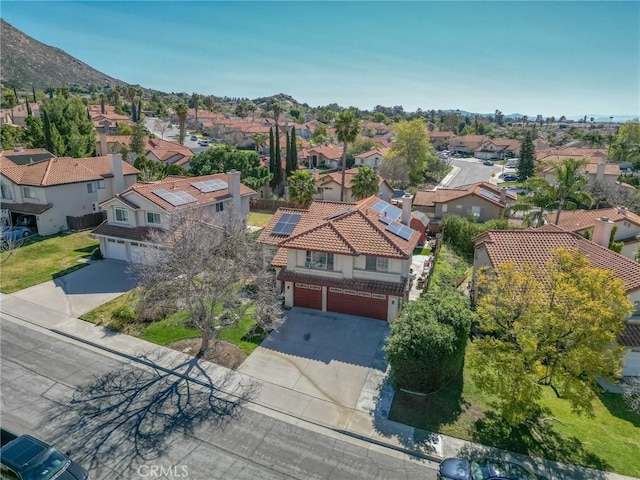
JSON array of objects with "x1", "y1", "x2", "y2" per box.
[
  {"x1": 314, "y1": 167, "x2": 394, "y2": 203},
  {"x1": 93, "y1": 171, "x2": 256, "y2": 263},
  {"x1": 258, "y1": 195, "x2": 420, "y2": 322},
  {"x1": 353, "y1": 147, "x2": 389, "y2": 169}
]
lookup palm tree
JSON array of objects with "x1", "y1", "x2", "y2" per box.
[
  {"x1": 334, "y1": 111, "x2": 361, "y2": 201},
  {"x1": 191, "y1": 93, "x2": 200, "y2": 122},
  {"x1": 288, "y1": 170, "x2": 316, "y2": 208},
  {"x1": 251, "y1": 133, "x2": 268, "y2": 154},
  {"x1": 550, "y1": 158, "x2": 593, "y2": 225},
  {"x1": 175, "y1": 103, "x2": 188, "y2": 145},
  {"x1": 509, "y1": 177, "x2": 556, "y2": 227},
  {"x1": 351, "y1": 166, "x2": 380, "y2": 200}
]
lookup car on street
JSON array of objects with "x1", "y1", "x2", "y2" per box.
[
  {"x1": 482, "y1": 160, "x2": 494, "y2": 166},
  {"x1": 1, "y1": 226, "x2": 32, "y2": 243},
  {"x1": 190, "y1": 135, "x2": 198, "y2": 141},
  {"x1": 0, "y1": 432, "x2": 91, "y2": 479},
  {"x1": 198, "y1": 139, "x2": 210, "y2": 146},
  {"x1": 437, "y1": 457, "x2": 543, "y2": 480},
  {"x1": 502, "y1": 174, "x2": 518, "y2": 182}
]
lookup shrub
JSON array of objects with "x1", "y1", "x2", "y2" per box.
[
  {"x1": 111, "y1": 305, "x2": 136, "y2": 323},
  {"x1": 90, "y1": 247, "x2": 103, "y2": 260}
]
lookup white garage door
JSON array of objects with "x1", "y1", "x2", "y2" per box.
[
  {"x1": 129, "y1": 242, "x2": 146, "y2": 264},
  {"x1": 623, "y1": 350, "x2": 640, "y2": 376},
  {"x1": 106, "y1": 238, "x2": 127, "y2": 261}
]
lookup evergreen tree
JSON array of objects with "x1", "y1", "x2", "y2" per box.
[
  {"x1": 269, "y1": 127, "x2": 279, "y2": 190},
  {"x1": 130, "y1": 122, "x2": 146, "y2": 158},
  {"x1": 285, "y1": 128, "x2": 292, "y2": 177},
  {"x1": 32, "y1": 85, "x2": 37, "y2": 103},
  {"x1": 275, "y1": 123, "x2": 281, "y2": 185},
  {"x1": 290, "y1": 127, "x2": 298, "y2": 172},
  {"x1": 517, "y1": 130, "x2": 536, "y2": 181}
]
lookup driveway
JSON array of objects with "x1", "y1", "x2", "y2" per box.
[
  {"x1": 446, "y1": 157, "x2": 504, "y2": 187},
  {"x1": 238, "y1": 308, "x2": 389, "y2": 411},
  {"x1": 11, "y1": 260, "x2": 138, "y2": 318}
]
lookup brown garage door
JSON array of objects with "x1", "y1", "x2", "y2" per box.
[
  {"x1": 327, "y1": 287, "x2": 388, "y2": 321},
  {"x1": 294, "y1": 283, "x2": 322, "y2": 310}
]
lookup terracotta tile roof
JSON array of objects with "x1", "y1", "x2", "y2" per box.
[
  {"x1": 428, "y1": 131, "x2": 456, "y2": 138},
  {"x1": 92, "y1": 222, "x2": 161, "y2": 242},
  {"x1": 0, "y1": 149, "x2": 55, "y2": 166},
  {"x1": 619, "y1": 321, "x2": 640, "y2": 347},
  {"x1": 308, "y1": 144, "x2": 343, "y2": 159},
  {"x1": 536, "y1": 147, "x2": 608, "y2": 162},
  {"x1": 271, "y1": 247, "x2": 288, "y2": 267},
  {"x1": 450, "y1": 135, "x2": 488, "y2": 146},
  {"x1": 2, "y1": 202, "x2": 52, "y2": 215},
  {"x1": 414, "y1": 182, "x2": 515, "y2": 208},
  {"x1": 354, "y1": 147, "x2": 390, "y2": 159},
  {"x1": 545, "y1": 208, "x2": 640, "y2": 233},
  {"x1": 115, "y1": 173, "x2": 256, "y2": 212},
  {"x1": 583, "y1": 163, "x2": 620, "y2": 176},
  {"x1": 318, "y1": 167, "x2": 387, "y2": 190},
  {"x1": 0, "y1": 157, "x2": 16, "y2": 168},
  {"x1": 77, "y1": 156, "x2": 139, "y2": 177},
  {"x1": 1, "y1": 148, "x2": 53, "y2": 158},
  {"x1": 278, "y1": 268, "x2": 407, "y2": 296},
  {"x1": 475, "y1": 226, "x2": 640, "y2": 291},
  {"x1": 258, "y1": 196, "x2": 419, "y2": 260},
  {"x1": 1, "y1": 157, "x2": 103, "y2": 186}
]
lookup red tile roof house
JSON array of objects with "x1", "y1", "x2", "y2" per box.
[
  {"x1": 473, "y1": 221, "x2": 640, "y2": 377},
  {"x1": 353, "y1": 147, "x2": 390, "y2": 169},
  {"x1": 448, "y1": 135, "x2": 489, "y2": 155},
  {"x1": 307, "y1": 143, "x2": 343, "y2": 169},
  {"x1": 0, "y1": 154, "x2": 138, "y2": 236},
  {"x1": 428, "y1": 130, "x2": 456, "y2": 150},
  {"x1": 96, "y1": 134, "x2": 194, "y2": 169},
  {"x1": 257, "y1": 195, "x2": 420, "y2": 322},
  {"x1": 413, "y1": 182, "x2": 516, "y2": 232},
  {"x1": 541, "y1": 161, "x2": 620, "y2": 188},
  {"x1": 543, "y1": 207, "x2": 640, "y2": 260},
  {"x1": 93, "y1": 171, "x2": 257, "y2": 263},
  {"x1": 1, "y1": 148, "x2": 55, "y2": 165},
  {"x1": 313, "y1": 167, "x2": 394, "y2": 203},
  {"x1": 474, "y1": 137, "x2": 522, "y2": 160}
]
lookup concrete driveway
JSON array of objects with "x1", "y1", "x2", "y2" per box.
[
  {"x1": 11, "y1": 260, "x2": 138, "y2": 318},
  {"x1": 238, "y1": 308, "x2": 389, "y2": 411}
]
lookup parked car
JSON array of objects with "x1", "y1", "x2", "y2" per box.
[
  {"x1": 438, "y1": 457, "x2": 543, "y2": 480},
  {"x1": 502, "y1": 174, "x2": 518, "y2": 182},
  {"x1": 0, "y1": 432, "x2": 91, "y2": 480},
  {"x1": 198, "y1": 139, "x2": 210, "y2": 147},
  {"x1": 190, "y1": 135, "x2": 198, "y2": 141},
  {"x1": 482, "y1": 160, "x2": 495, "y2": 166},
  {"x1": 1, "y1": 226, "x2": 32, "y2": 243}
]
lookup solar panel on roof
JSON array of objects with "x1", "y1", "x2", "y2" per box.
[
  {"x1": 371, "y1": 199, "x2": 402, "y2": 220},
  {"x1": 479, "y1": 188, "x2": 501, "y2": 202},
  {"x1": 151, "y1": 188, "x2": 197, "y2": 207},
  {"x1": 191, "y1": 179, "x2": 229, "y2": 193},
  {"x1": 386, "y1": 221, "x2": 414, "y2": 241},
  {"x1": 272, "y1": 213, "x2": 301, "y2": 236},
  {"x1": 379, "y1": 216, "x2": 392, "y2": 225},
  {"x1": 324, "y1": 207, "x2": 352, "y2": 220}
]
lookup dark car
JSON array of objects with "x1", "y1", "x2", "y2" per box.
[
  {"x1": 482, "y1": 160, "x2": 494, "y2": 166},
  {"x1": 0, "y1": 434, "x2": 90, "y2": 480},
  {"x1": 502, "y1": 174, "x2": 518, "y2": 182},
  {"x1": 437, "y1": 457, "x2": 543, "y2": 480}
]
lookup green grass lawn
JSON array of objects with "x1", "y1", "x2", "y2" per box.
[
  {"x1": 389, "y1": 360, "x2": 640, "y2": 477},
  {"x1": 413, "y1": 247, "x2": 432, "y2": 255},
  {"x1": 0, "y1": 231, "x2": 99, "y2": 293},
  {"x1": 247, "y1": 211, "x2": 273, "y2": 228}
]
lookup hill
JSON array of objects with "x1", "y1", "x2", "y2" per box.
[{"x1": 0, "y1": 19, "x2": 127, "y2": 90}]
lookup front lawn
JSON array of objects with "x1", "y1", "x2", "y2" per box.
[
  {"x1": 0, "y1": 231, "x2": 99, "y2": 293},
  {"x1": 389, "y1": 360, "x2": 640, "y2": 477},
  {"x1": 247, "y1": 211, "x2": 273, "y2": 228}
]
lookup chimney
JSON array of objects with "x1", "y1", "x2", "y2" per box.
[
  {"x1": 500, "y1": 187, "x2": 507, "y2": 204},
  {"x1": 100, "y1": 133, "x2": 108, "y2": 156},
  {"x1": 401, "y1": 194, "x2": 413, "y2": 226},
  {"x1": 592, "y1": 217, "x2": 614, "y2": 248},
  {"x1": 618, "y1": 206, "x2": 627, "y2": 216},
  {"x1": 596, "y1": 162, "x2": 606, "y2": 181},
  {"x1": 312, "y1": 168, "x2": 319, "y2": 183},
  {"x1": 227, "y1": 170, "x2": 242, "y2": 219},
  {"x1": 110, "y1": 154, "x2": 125, "y2": 194}
]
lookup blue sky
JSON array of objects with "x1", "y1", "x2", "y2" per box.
[{"x1": 2, "y1": 1, "x2": 639, "y2": 117}]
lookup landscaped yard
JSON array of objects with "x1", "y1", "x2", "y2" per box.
[
  {"x1": 389, "y1": 358, "x2": 640, "y2": 477},
  {"x1": 0, "y1": 231, "x2": 99, "y2": 293},
  {"x1": 247, "y1": 211, "x2": 273, "y2": 228}
]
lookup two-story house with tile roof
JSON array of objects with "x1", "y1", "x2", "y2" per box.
[
  {"x1": 0, "y1": 148, "x2": 55, "y2": 165},
  {"x1": 474, "y1": 138, "x2": 522, "y2": 160},
  {"x1": 93, "y1": 171, "x2": 256, "y2": 263},
  {"x1": 414, "y1": 182, "x2": 516, "y2": 231},
  {"x1": 96, "y1": 134, "x2": 194, "y2": 168},
  {"x1": 448, "y1": 135, "x2": 488, "y2": 155},
  {"x1": 353, "y1": 147, "x2": 390, "y2": 169},
  {"x1": 314, "y1": 168, "x2": 394, "y2": 203},
  {"x1": 473, "y1": 221, "x2": 640, "y2": 377},
  {"x1": 307, "y1": 144, "x2": 343, "y2": 169},
  {"x1": 258, "y1": 195, "x2": 420, "y2": 322},
  {"x1": 0, "y1": 154, "x2": 138, "y2": 235}
]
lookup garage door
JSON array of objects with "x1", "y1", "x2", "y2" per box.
[
  {"x1": 623, "y1": 350, "x2": 640, "y2": 376},
  {"x1": 106, "y1": 238, "x2": 127, "y2": 261},
  {"x1": 294, "y1": 283, "x2": 322, "y2": 310},
  {"x1": 327, "y1": 288, "x2": 387, "y2": 321},
  {"x1": 129, "y1": 242, "x2": 145, "y2": 264}
]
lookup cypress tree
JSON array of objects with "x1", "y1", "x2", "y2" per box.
[
  {"x1": 517, "y1": 130, "x2": 536, "y2": 181},
  {"x1": 32, "y1": 86, "x2": 37, "y2": 103},
  {"x1": 269, "y1": 127, "x2": 277, "y2": 189},
  {"x1": 285, "y1": 128, "x2": 292, "y2": 177},
  {"x1": 290, "y1": 127, "x2": 298, "y2": 172},
  {"x1": 274, "y1": 123, "x2": 282, "y2": 187}
]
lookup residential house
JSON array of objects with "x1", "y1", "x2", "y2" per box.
[
  {"x1": 542, "y1": 161, "x2": 620, "y2": 187},
  {"x1": 473, "y1": 222, "x2": 640, "y2": 377},
  {"x1": 307, "y1": 144, "x2": 343, "y2": 169},
  {"x1": 314, "y1": 167, "x2": 394, "y2": 203},
  {"x1": 353, "y1": 147, "x2": 390, "y2": 169},
  {"x1": 428, "y1": 131, "x2": 456, "y2": 150},
  {"x1": 93, "y1": 171, "x2": 256, "y2": 263},
  {"x1": 257, "y1": 195, "x2": 420, "y2": 322},
  {"x1": 543, "y1": 207, "x2": 640, "y2": 260},
  {"x1": 536, "y1": 146, "x2": 609, "y2": 165},
  {"x1": 413, "y1": 182, "x2": 516, "y2": 230},
  {"x1": 0, "y1": 154, "x2": 137, "y2": 235},
  {"x1": 96, "y1": 134, "x2": 194, "y2": 168},
  {"x1": 0, "y1": 148, "x2": 55, "y2": 165},
  {"x1": 91, "y1": 111, "x2": 132, "y2": 135},
  {"x1": 474, "y1": 138, "x2": 522, "y2": 160},
  {"x1": 0, "y1": 103, "x2": 41, "y2": 126},
  {"x1": 448, "y1": 135, "x2": 488, "y2": 155}
]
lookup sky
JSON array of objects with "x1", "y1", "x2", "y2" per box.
[{"x1": 2, "y1": 1, "x2": 639, "y2": 118}]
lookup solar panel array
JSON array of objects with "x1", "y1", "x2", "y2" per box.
[
  {"x1": 379, "y1": 215, "x2": 392, "y2": 225},
  {"x1": 479, "y1": 188, "x2": 501, "y2": 203},
  {"x1": 191, "y1": 179, "x2": 229, "y2": 193},
  {"x1": 272, "y1": 213, "x2": 301, "y2": 236},
  {"x1": 371, "y1": 199, "x2": 402, "y2": 220},
  {"x1": 386, "y1": 221, "x2": 414, "y2": 241},
  {"x1": 151, "y1": 188, "x2": 198, "y2": 206}
]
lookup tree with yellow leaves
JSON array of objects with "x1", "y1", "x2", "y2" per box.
[{"x1": 470, "y1": 248, "x2": 632, "y2": 425}]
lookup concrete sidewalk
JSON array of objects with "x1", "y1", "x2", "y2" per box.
[{"x1": 1, "y1": 293, "x2": 635, "y2": 480}]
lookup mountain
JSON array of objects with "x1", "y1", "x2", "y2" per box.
[{"x1": 0, "y1": 19, "x2": 127, "y2": 90}]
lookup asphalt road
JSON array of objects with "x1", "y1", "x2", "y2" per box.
[
  {"x1": 446, "y1": 157, "x2": 504, "y2": 188},
  {"x1": 0, "y1": 316, "x2": 438, "y2": 480},
  {"x1": 143, "y1": 117, "x2": 208, "y2": 153}
]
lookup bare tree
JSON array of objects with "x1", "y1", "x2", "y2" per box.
[
  {"x1": 379, "y1": 155, "x2": 411, "y2": 189},
  {"x1": 153, "y1": 115, "x2": 170, "y2": 140},
  {"x1": 622, "y1": 377, "x2": 640, "y2": 414},
  {"x1": 134, "y1": 212, "x2": 283, "y2": 357},
  {"x1": 0, "y1": 232, "x2": 28, "y2": 264}
]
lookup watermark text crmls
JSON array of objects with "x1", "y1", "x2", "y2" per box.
[{"x1": 137, "y1": 465, "x2": 189, "y2": 478}]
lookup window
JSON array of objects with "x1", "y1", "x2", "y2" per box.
[
  {"x1": 441, "y1": 204, "x2": 448, "y2": 213},
  {"x1": 365, "y1": 256, "x2": 389, "y2": 272},
  {"x1": 147, "y1": 212, "x2": 161, "y2": 224},
  {"x1": 216, "y1": 202, "x2": 224, "y2": 213},
  {"x1": 98, "y1": 179, "x2": 105, "y2": 189},
  {"x1": 87, "y1": 182, "x2": 96, "y2": 193},
  {"x1": 305, "y1": 251, "x2": 334, "y2": 270},
  {"x1": 471, "y1": 206, "x2": 483, "y2": 217},
  {"x1": 22, "y1": 186, "x2": 36, "y2": 199},
  {"x1": 115, "y1": 207, "x2": 129, "y2": 223},
  {"x1": 1, "y1": 183, "x2": 12, "y2": 200}
]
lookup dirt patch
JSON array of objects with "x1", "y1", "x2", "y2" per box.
[{"x1": 167, "y1": 338, "x2": 247, "y2": 370}]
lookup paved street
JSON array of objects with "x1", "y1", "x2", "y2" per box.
[
  {"x1": 446, "y1": 157, "x2": 504, "y2": 188},
  {"x1": 0, "y1": 316, "x2": 438, "y2": 480}
]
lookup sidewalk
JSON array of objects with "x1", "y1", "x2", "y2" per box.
[{"x1": 1, "y1": 293, "x2": 636, "y2": 480}]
